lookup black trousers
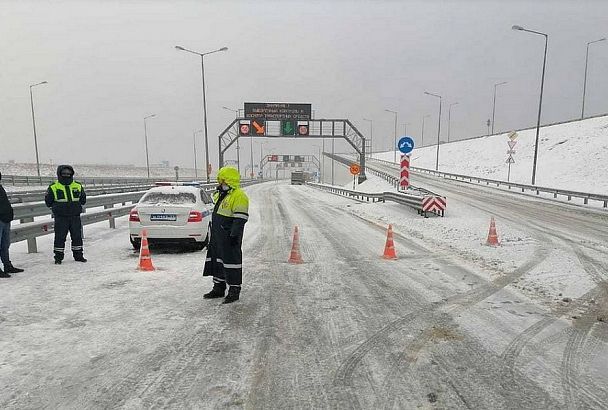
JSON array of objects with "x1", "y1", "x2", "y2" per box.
[{"x1": 53, "y1": 216, "x2": 83, "y2": 259}]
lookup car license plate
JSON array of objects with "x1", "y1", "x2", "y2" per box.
[{"x1": 150, "y1": 214, "x2": 177, "y2": 222}]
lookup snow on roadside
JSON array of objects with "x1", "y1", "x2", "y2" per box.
[{"x1": 374, "y1": 115, "x2": 608, "y2": 194}]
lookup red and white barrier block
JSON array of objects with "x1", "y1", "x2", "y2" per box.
[
  {"x1": 422, "y1": 196, "x2": 446, "y2": 216},
  {"x1": 400, "y1": 154, "x2": 410, "y2": 190}
]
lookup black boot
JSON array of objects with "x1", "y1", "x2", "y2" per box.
[
  {"x1": 4, "y1": 263, "x2": 24, "y2": 274},
  {"x1": 74, "y1": 254, "x2": 87, "y2": 263},
  {"x1": 54, "y1": 252, "x2": 64, "y2": 265},
  {"x1": 0, "y1": 267, "x2": 10, "y2": 278},
  {"x1": 203, "y1": 282, "x2": 226, "y2": 299},
  {"x1": 223, "y1": 286, "x2": 241, "y2": 304}
]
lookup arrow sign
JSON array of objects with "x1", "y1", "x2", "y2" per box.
[
  {"x1": 398, "y1": 136, "x2": 415, "y2": 154},
  {"x1": 506, "y1": 156, "x2": 515, "y2": 164},
  {"x1": 508, "y1": 140, "x2": 517, "y2": 149},
  {"x1": 282, "y1": 120, "x2": 295, "y2": 135},
  {"x1": 253, "y1": 120, "x2": 265, "y2": 135}
]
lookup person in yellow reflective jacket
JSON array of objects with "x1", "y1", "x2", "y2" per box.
[
  {"x1": 44, "y1": 165, "x2": 87, "y2": 264},
  {"x1": 203, "y1": 166, "x2": 249, "y2": 304}
]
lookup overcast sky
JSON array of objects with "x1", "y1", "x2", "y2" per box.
[{"x1": 2, "y1": 0, "x2": 607, "y2": 171}]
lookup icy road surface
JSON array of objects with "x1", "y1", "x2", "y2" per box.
[{"x1": 1, "y1": 180, "x2": 607, "y2": 409}]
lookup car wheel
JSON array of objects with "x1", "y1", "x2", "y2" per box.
[{"x1": 130, "y1": 237, "x2": 141, "y2": 250}]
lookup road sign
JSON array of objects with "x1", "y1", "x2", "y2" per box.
[
  {"x1": 508, "y1": 131, "x2": 518, "y2": 141},
  {"x1": 400, "y1": 154, "x2": 410, "y2": 189},
  {"x1": 297, "y1": 121, "x2": 309, "y2": 136},
  {"x1": 269, "y1": 155, "x2": 278, "y2": 162},
  {"x1": 398, "y1": 136, "x2": 415, "y2": 154},
  {"x1": 252, "y1": 119, "x2": 265, "y2": 135},
  {"x1": 508, "y1": 140, "x2": 517, "y2": 149},
  {"x1": 282, "y1": 120, "x2": 296, "y2": 136},
  {"x1": 349, "y1": 163, "x2": 360, "y2": 175},
  {"x1": 506, "y1": 156, "x2": 515, "y2": 164},
  {"x1": 239, "y1": 121, "x2": 251, "y2": 136},
  {"x1": 507, "y1": 150, "x2": 516, "y2": 155},
  {"x1": 294, "y1": 155, "x2": 304, "y2": 162},
  {"x1": 283, "y1": 155, "x2": 291, "y2": 162},
  {"x1": 244, "y1": 103, "x2": 312, "y2": 121}
]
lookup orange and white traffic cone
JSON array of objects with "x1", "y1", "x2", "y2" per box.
[
  {"x1": 486, "y1": 217, "x2": 500, "y2": 246},
  {"x1": 138, "y1": 229, "x2": 155, "y2": 271},
  {"x1": 382, "y1": 224, "x2": 397, "y2": 260},
  {"x1": 288, "y1": 225, "x2": 304, "y2": 264}
]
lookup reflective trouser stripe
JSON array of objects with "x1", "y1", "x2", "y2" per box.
[{"x1": 213, "y1": 277, "x2": 225, "y2": 283}]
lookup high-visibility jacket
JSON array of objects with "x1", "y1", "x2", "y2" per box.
[
  {"x1": 203, "y1": 167, "x2": 249, "y2": 286},
  {"x1": 45, "y1": 180, "x2": 86, "y2": 217}
]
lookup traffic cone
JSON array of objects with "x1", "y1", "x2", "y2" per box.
[
  {"x1": 138, "y1": 229, "x2": 155, "y2": 271},
  {"x1": 486, "y1": 217, "x2": 500, "y2": 246},
  {"x1": 382, "y1": 224, "x2": 397, "y2": 260},
  {"x1": 288, "y1": 225, "x2": 304, "y2": 264}
]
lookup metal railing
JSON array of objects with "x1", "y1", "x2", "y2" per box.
[
  {"x1": 307, "y1": 183, "x2": 443, "y2": 217},
  {"x1": 368, "y1": 157, "x2": 608, "y2": 208},
  {"x1": 10, "y1": 178, "x2": 267, "y2": 252}
]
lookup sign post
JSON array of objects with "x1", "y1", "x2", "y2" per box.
[
  {"x1": 506, "y1": 131, "x2": 518, "y2": 182},
  {"x1": 397, "y1": 136, "x2": 415, "y2": 191},
  {"x1": 349, "y1": 163, "x2": 360, "y2": 190}
]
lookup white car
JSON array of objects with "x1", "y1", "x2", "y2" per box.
[{"x1": 129, "y1": 185, "x2": 213, "y2": 250}]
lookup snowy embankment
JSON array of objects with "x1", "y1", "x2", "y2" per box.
[
  {"x1": 374, "y1": 115, "x2": 608, "y2": 194},
  {"x1": 0, "y1": 163, "x2": 199, "y2": 179}
]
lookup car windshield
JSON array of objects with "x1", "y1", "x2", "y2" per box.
[{"x1": 140, "y1": 192, "x2": 196, "y2": 205}]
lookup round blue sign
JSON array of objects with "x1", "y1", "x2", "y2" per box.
[{"x1": 398, "y1": 136, "x2": 415, "y2": 154}]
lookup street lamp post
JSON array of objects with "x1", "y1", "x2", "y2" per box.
[
  {"x1": 447, "y1": 103, "x2": 458, "y2": 142},
  {"x1": 421, "y1": 114, "x2": 430, "y2": 147},
  {"x1": 222, "y1": 106, "x2": 242, "y2": 174},
  {"x1": 193, "y1": 129, "x2": 203, "y2": 178},
  {"x1": 175, "y1": 45, "x2": 228, "y2": 183},
  {"x1": 385, "y1": 109, "x2": 398, "y2": 163},
  {"x1": 492, "y1": 82, "x2": 508, "y2": 134},
  {"x1": 143, "y1": 114, "x2": 157, "y2": 179},
  {"x1": 581, "y1": 38, "x2": 606, "y2": 119},
  {"x1": 512, "y1": 25, "x2": 548, "y2": 185},
  {"x1": 29, "y1": 81, "x2": 48, "y2": 178},
  {"x1": 401, "y1": 123, "x2": 408, "y2": 137},
  {"x1": 363, "y1": 118, "x2": 373, "y2": 157},
  {"x1": 424, "y1": 91, "x2": 442, "y2": 170}
]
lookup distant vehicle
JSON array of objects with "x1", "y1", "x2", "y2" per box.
[
  {"x1": 129, "y1": 185, "x2": 213, "y2": 250},
  {"x1": 291, "y1": 171, "x2": 313, "y2": 185},
  {"x1": 291, "y1": 171, "x2": 305, "y2": 185}
]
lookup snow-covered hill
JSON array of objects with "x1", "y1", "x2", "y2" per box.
[{"x1": 375, "y1": 115, "x2": 608, "y2": 194}]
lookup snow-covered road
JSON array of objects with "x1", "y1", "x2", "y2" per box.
[{"x1": 1, "y1": 179, "x2": 607, "y2": 409}]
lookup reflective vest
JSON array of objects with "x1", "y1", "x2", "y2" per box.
[
  {"x1": 212, "y1": 188, "x2": 249, "y2": 221},
  {"x1": 50, "y1": 181, "x2": 83, "y2": 203}
]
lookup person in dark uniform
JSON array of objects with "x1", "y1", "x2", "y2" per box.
[
  {"x1": 203, "y1": 166, "x2": 249, "y2": 304},
  {"x1": 45, "y1": 165, "x2": 87, "y2": 264},
  {"x1": 0, "y1": 172, "x2": 24, "y2": 277}
]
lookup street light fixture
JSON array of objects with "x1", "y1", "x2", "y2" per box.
[
  {"x1": 491, "y1": 82, "x2": 507, "y2": 134},
  {"x1": 29, "y1": 81, "x2": 48, "y2": 178},
  {"x1": 384, "y1": 109, "x2": 398, "y2": 163},
  {"x1": 175, "y1": 45, "x2": 229, "y2": 183},
  {"x1": 447, "y1": 103, "x2": 458, "y2": 142},
  {"x1": 222, "y1": 106, "x2": 242, "y2": 174},
  {"x1": 512, "y1": 24, "x2": 548, "y2": 185},
  {"x1": 424, "y1": 91, "x2": 442, "y2": 170},
  {"x1": 363, "y1": 118, "x2": 373, "y2": 157},
  {"x1": 581, "y1": 37, "x2": 606, "y2": 119},
  {"x1": 143, "y1": 114, "x2": 157, "y2": 179}
]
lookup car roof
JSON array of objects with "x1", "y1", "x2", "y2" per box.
[{"x1": 145, "y1": 185, "x2": 201, "y2": 194}]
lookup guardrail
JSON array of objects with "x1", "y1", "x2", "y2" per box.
[
  {"x1": 8, "y1": 184, "x2": 155, "y2": 204},
  {"x1": 368, "y1": 157, "x2": 608, "y2": 208},
  {"x1": 10, "y1": 178, "x2": 268, "y2": 252},
  {"x1": 2, "y1": 174, "x2": 165, "y2": 187},
  {"x1": 307, "y1": 183, "x2": 444, "y2": 217}
]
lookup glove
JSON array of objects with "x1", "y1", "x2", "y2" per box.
[{"x1": 229, "y1": 236, "x2": 239, "y2": 246}]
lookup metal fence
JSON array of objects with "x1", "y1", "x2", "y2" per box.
[
  {"x1": 368, "y1": 158, "x2": 608, "y2": 208},
  {"x1": 307, "y1": 183, "x2": 443, "y2": 217}
]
